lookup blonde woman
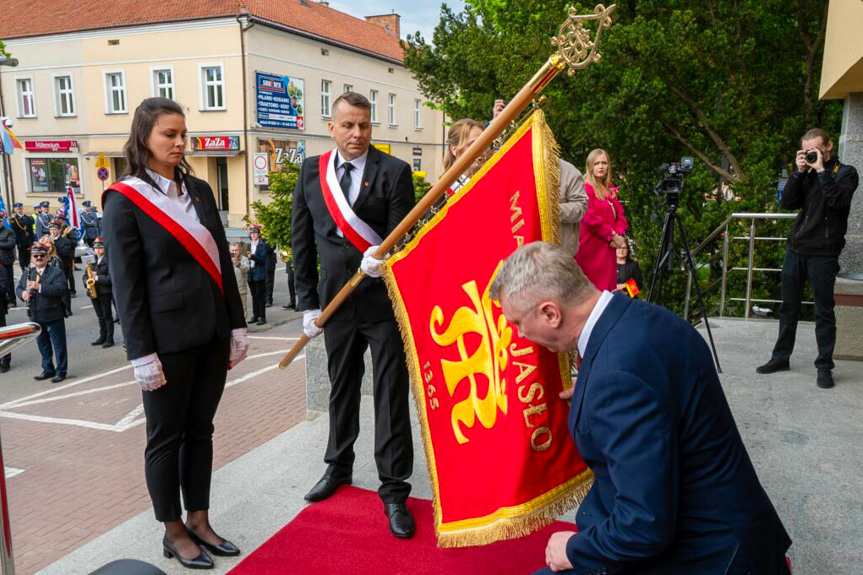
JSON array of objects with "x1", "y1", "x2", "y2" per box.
[
  {"x1": 443, "y1": 118, "x2": 484, "y2": 195},
  {"x1": 575, "y1": 148, "x2": 628, "y2": 291}
]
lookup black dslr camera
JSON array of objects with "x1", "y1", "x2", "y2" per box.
[
  {"x1": 654, "y1": 157, "x2": 694, "y2": 195},
  {"x1": 804, "y1": 150, "x2": 819, "y2": 164}
]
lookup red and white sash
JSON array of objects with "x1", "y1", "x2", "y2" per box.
[
  {"x1": 104, "y1": 177, "x2": 223, "y2": 294},
  {"x1": 319, "y1": 149, "x2": 383, "y2": 253}
]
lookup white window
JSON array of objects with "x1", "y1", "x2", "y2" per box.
[
  {"x1": 343, "y1": 83, "x2": 353, "y2": 94},
  {"x1": 370, "y1": 90, "x2": 378, "y2": 123},
  {"x1": 199, "y1": 64, "x2": 225, "y2": 110},
  {"x1": 321, "y1": 79, "x2": 331, "y2": 117},
  {"x1": 104, "y1": 71, "x2": 127, "y2": 114},
  {"x1": 387, "y1": 93, "x2": 396, "y2": 125},
  {"x1": 16, "y1": 78, "x2": 36, "y2": 118},
  {"x1": 54, "y1": 75, "x2": 75, "y2": 117},
  {"x1": 152, "y1": 67, "x2": 174, "y2": 100},
  {"x1": 414, "y1": 99, "x2": 422, "y2": 129}
]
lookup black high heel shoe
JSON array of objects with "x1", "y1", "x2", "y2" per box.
[
  {"x1": 162, "y1": 537, "x2": 214, "y2": 569},
  {"x1": 187, "y1": 528, "x2": 241, "y2": 557}
]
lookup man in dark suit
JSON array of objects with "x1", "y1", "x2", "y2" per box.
[
  {"x1": 246, "y1": 226, "x2": 271, "y2": 325},
  {"x1": 292, "y1": 92, "x2": 416, "y2": 538},
  {"x1": 10, "y1": 202, "x2": 35, "y2": 271},
  {"x1": 491, "y1": 242, "x2": 791, "y2": 575},
  {"x1": 17, "y1": 242, "x2": 69, "y2": 383}
]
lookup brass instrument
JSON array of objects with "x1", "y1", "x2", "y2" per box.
[{"x1": 85, "y1": 263, "x2": 98, "y2": 298}]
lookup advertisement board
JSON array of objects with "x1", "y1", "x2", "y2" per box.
[{"x1": 256, "y1": 72, "x2": 304, "y2": 130}]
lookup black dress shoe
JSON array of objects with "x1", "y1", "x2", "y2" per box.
[
  {"x1": 384, "y1": 503, "x2": 415, "y2": 539},
  {"x1": 248, "y1": 316, "x2": 258, "y2": 323},
  {"x1": 34, "y1": 372, "x2": 54, "y2": 381},
  {"x1": 304, "y1": 473, "x2": 352, "y2": 502},
  {"x1": 162, "y1": 537, "x2": 214, "y2": 569},
  {"x1": 817, "y1": 368, "x2": 835, "y2": 389},
  {"x1": 51, "y1": 374, "x2": 66, "y2": 383},
  {"x1": 755, "y1": 359, "x2": 790, "y2": 374},
  {"x1": 0, "y1": 364, "x2": 9, "y2": 374},
  {"x1": 282, "y1": 304, "x2": 295, "y2": 310},
  {"x1": 265, "y1": 302, "x2": 273, "y2": 308},
  {"x1": 91, "y1": 338, "x2": 105, "y2": 346},
  {"x1": 102, "y1": 340, "x2": 114, "y2": 348},
  {"x1": 256, "y1": 319, "x2": 267, "y2": 326},
  {"x1": 187, "y1": 528, "x2": 241, "y2": 557}
]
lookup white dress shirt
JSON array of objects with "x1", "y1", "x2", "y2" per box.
[
  {"x1": 145, "y1": 168, "x2": 199, "y2": 224},
  {"x1": 335, "y1": 149, "x2": 368, "y2": 206},
  {"x1": 577, "y1": 290, "x2": 614, "y2": 358},
  {"x1": 249, "y1": 239, "x2": 259, "y2": 268}
]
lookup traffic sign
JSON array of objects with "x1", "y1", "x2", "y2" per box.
[
  {"x1": 97, "y1": 167, "x2": 110, "y2": 181},
  {"x1": 95, "y1": 153, "x2": 109, "y2": 169}
]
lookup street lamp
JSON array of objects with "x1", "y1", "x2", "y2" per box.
[{"x1": 0, "y1": 56, "x2": 18, "y2": 67}]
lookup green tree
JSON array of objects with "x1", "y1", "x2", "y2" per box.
[
  {"x1": 251, "y1": 161, "x2": 300, "y2": 256},
  {"x1": 404, "y1": 0, "x2": 838, "y2": 316}
]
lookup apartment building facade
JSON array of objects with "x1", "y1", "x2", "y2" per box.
[{"x1": 0, "y1": 1, "x2": 445, "y2": 227}]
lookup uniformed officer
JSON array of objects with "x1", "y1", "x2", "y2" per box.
[
  {"x1": 80, "y1": 201, "x2": 102, "y2": 248},
  {"x1": 10, "y1": 203, "x2": 35, "y2": 271},
  {"x1": 83, "y1": 237, "x2": 113, "y2": 347},
  {"x1": 35, "y1": 201, "x2": 52, "y2": 238}
]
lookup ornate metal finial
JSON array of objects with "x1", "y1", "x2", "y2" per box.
[{"x1": 551, "y1": 4, "x2": 616, "y2": 76}]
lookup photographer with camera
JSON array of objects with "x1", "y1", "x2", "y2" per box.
[{"x1": 757, "y1": 128, "x2": 859, "y2": 389}]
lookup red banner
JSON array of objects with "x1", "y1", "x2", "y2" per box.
[{"x1": 384, "y1": 111, "x2": 591, "y2": 547}]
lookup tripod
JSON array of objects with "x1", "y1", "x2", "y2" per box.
[{"x1": 647, "y1": 194, "x2": 722, "y2": 373}]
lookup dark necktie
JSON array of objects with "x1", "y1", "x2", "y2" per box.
[{"x1": 339, "y1": 162, "x2": 354, "y2": 204}]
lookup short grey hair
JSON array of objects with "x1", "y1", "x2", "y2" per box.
[{"x1": 489, "y1": 241, "x2": 596, "y2": 313}]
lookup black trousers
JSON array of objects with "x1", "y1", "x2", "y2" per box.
[
  {"x1": 0, "y1": 312, "x2": 9, "y2": 367},
  {"x1": 266, "y1": 270, "x2": 275, "y2": 304},
  {"x1": 323, "y1": 318, "x2": 413, "y2": 503},
  {"x1": 771, "y1": 248, "x2": 840, "y2": 370},
  {"x1": 18, "y1": 245, "x2": 30, "y2": 271},
  {"x1": 62, "y1": 261, "x2": 76, "y2": 296},
  {"x1": 142, "y1": 335, "x2": 230, "y2": 522},
  {"x1": 286, "y1": 264, "x2": 296, "y2": 307},
  {"x1": 0, "y1": 265, "x2": 13, "y2": 306},
  {"x1": 91, "y1": 294, "x2": 114, "y2": 341},
  {"x1": 249, "y1": 279, "x2": 266, "y2": 320}
]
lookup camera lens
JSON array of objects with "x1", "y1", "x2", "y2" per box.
[{"x1": 805, "y1": 151, "x2": 818, "y2": 163}]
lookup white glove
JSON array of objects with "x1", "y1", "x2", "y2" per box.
[
  {"x1": 132, "y1": 357, "x2": 167, "y2": 392},
  {"x1": 229, "y1": 329, "x2": 249, "y2": 369},
  {"x1": 360, "y1": 246, "x2": 386, "y2": 278},
  {"x1": 303, "y1": 309, "x2": 324, "y2": 339}
]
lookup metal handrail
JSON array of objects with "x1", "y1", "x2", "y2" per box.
[
  {"x1": 684, "y1": 213, "x2": 800, "y2": 320},
  {"x1": 0, "y1": 322, "x2": 42, "y2": 575}
]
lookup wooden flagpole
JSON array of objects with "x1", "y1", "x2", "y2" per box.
[{"x1": 279, "y1": 4, "x2": 616, "y2": 369}]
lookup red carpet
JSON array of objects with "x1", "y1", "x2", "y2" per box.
[{"x1": 228, "y1": 486, "x2": 577, "y2": 575}]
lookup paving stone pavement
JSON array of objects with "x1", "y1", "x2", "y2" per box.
[
  {"x1": 1, "y1": 325, "x2": 306, "y2": 575},
  {"x1": 26, "y1": 318, "x2": 863, "y2": 574}
]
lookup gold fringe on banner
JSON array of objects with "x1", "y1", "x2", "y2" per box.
[{"x1": 383, "y1": 110, "x2": 592, "y2": 548}]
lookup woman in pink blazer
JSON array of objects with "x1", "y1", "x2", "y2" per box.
[{"x1": 575, "y1": 149, "x2": 628, "y2": 291}]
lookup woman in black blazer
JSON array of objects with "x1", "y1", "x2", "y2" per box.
[
  {"x1": 103, "y1": 98, "x2": 248, "y2": 569},
  {"x1": 616, "y1": 242, "x2": 644, "y2": 296}
]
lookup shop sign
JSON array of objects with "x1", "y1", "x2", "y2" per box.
[
  {"x1": 374, "y1": 143, "x2": 392, "y2": 155},
  {"x1": 190, "y1": 136, "x2": 240, "y2": 151},
  {"x1": 253, "y1": 153, "x2": 270, "y2": 186},
  {"x1": 25, "y1": 140, "x2": 79, "y2": 153},
  {"x1": 256, "y1": 72, "x2": 305, "y2": 130}
]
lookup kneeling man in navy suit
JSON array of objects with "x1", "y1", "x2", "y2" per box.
[{"x1": 490, "y1": 242, "x2": 791, "y2": 575}]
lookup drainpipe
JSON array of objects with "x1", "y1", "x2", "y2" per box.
[{"x1": 237, "y1": 12, "x2": 256, "y2": 221}]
